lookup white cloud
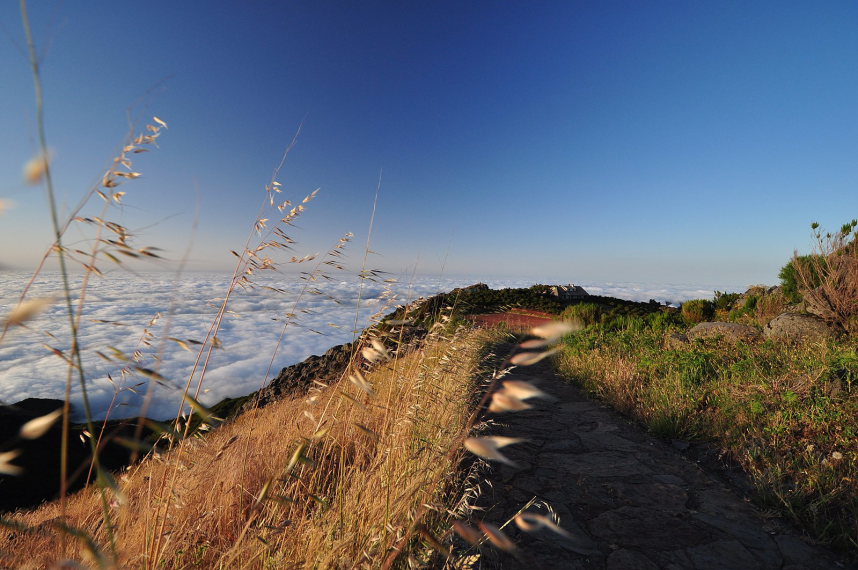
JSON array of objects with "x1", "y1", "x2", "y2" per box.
[{"x1": 0, "y1": 271, "x2": 742, "y2": 420}]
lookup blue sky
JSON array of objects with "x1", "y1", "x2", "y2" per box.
[{"x1": 2, "y1": 1, "x2": 857, "y2": 287}]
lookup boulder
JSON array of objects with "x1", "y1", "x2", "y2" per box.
[
  {"x1": 687, "y1": 322, "x2": 760, "y2": 343},
  {"x1": 764, "y1": 312, "x2": 835, "y2": 343}
]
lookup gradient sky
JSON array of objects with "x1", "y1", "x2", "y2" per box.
[{"x1": 2, "y1": 1, "x2": 857, "y2": 286}]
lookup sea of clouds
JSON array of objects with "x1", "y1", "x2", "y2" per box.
[{"x1": 0, "y1": 271, "x2": 742, "y2": 420}]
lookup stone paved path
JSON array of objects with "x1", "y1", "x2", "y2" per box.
[{"x1": 470, "y1": 359, "x2": 853, "y2": 570}]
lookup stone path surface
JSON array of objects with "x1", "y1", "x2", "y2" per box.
[{"x1": 470, "y1": 359, "x2": 853, "y2": 570}]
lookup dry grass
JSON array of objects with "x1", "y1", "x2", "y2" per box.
[
  {"x1": 794, "y1": 221, "x2": 858, "y2": 333},
  {"x1": 1, "y1": 325, "x2": 499, "y2": 569}
]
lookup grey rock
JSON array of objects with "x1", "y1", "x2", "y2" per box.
[
  {"x1": 691, "y1": 512, "x2": 782, "y2": 565},
  {"x1": 556, "y1": 451, "x2": 651, "y2": 477},
  {"x1": 589, "y1": 506, "x2": 713, "y2": 549},
  {"x1": 604, "y1": 480, "x2": 689, "y2": 512},
  {"x1": 542, "y1": 436, "x2": 585, "y2": 453},
  {"x1": 764, "y1": 312, "x2": 835, "y2": 343},
  {"x1": 652, "y1": 473, "x2": 686, "y2": 486},
  {"x1": 242, "y1": 342, "x2": 355, "y2": 411},
  {"x1": 687, "y1": 322, "x2": 761, "y2": 343},
  {"x1": 685, "y1": 539, "x2": 762, "y2": 570},
  {"x1": 607, "y1": 549, "x2": 659, "y2": 570},
  {"x1": 774, "y1": 535, "x2": 831, "y2": 567}
]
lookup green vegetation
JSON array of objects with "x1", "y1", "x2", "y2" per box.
[
  {"x1": 713, "y1": 290, "x2": 741, "y2": 312},
  {"x1": 560, "y1": 302, "x2": 602, "y2": 326},
  {"x1": 447, "y1": 285, "x2": 566, "y2": 314},
  {"x1": 779, "y1": 255, "x2": 823, "y2": 304},
  {"x1": 557, "y1": 312, "x2": 858, "y2": 556},
  {"x1": 787, "y1": 221, "x2": 858, "y2": 333},
  {"x1": 680, "y1": 299, "x2": 714, "y2": 324}
]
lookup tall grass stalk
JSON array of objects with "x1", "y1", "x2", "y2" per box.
[{"x1": 19, "y1": 1, "x2": 118, "y2": 558}]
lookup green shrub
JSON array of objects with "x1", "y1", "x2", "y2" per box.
[
  {"x1": 649, "y1": 310, "x2": 684, "y2": 331},
  {"x1": 779, "y1": 255, "x2": 824, "y2": 304},
  {"x1": 714, "y1": 291, "x2": 741, "y2": 312},
  {"x1": 560, "y1": 302, "x2": 602, "y2": 327},
  {"x1": 600, "y1": 313, "x2": 648, "y2": 332},
  {"x1": 681, "y1": 299, "x2": 715, "y2": 324}
]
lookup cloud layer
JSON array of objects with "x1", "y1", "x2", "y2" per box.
[{"x1": 0, "y1": 272, "x2": 741, "y2": 420}]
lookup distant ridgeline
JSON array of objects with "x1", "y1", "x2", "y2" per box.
[
  {"x1": 0, "y1": 284, "x2": 668, "y2": 512},
  {"x1": 385, "y1": 282, "x2": 670, "y2": 326}
]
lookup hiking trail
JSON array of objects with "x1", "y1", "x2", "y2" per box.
[{"x1": 469, "y1": 357, "x2": 851, "y2": 570}]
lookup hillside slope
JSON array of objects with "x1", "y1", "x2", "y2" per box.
[{"x1": 1, "y1": 325, "x2": 496, "y2": 569}]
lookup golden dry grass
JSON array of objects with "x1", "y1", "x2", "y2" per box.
[{"x1": 2, "y1": 326, "x2": 498, "y2": 569}]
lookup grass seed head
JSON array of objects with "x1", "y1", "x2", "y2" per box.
[
  {"x1": 464, "y1": 436, "x2": 526, "y2": 467},
  {"x1": 488, "y1": 391, "x2": 532, "y2": 413},
  {"x1": 501, "y1": 380, "x2": 550, "y2": 401},
  {"x1": 530, "y1": 320, "x2": 578, "y2": 341},
  {"x1": 361, "y1": 347, "x2": 383, "y2": 363},
  {"x1": 510, "y1": 348, "x2": 558, "y2": 366},
  {"x1": 19, "y1": 408, "x2": 63, "y2": 439},
  {"x1": 23, "y1": 151, "x2": 51, "y2": 185},
  {"x1": 4, "y1": 297, "x2": 54, "y2": 327},
  {"x1": 370, "y1": 338, "x2": 391, "y2": 360},
  {"x1": 452, "y1": 520, "x2": 482, "y2": 545},
  {"x1": 348, "y1": 371, "x2": 375, "y2": 396},
  {"x1": 514, "y1": 512, "x2": 573, "y2": 539},
  {"x1": 477, "y1": 522, "x2": 517, "y2": 552},
  {"x1": 518, "y1": 338, "x2": 552, "y2": 349},
  {"x1": 0, "y1": 450, "x2": 23, "y2": 476}
]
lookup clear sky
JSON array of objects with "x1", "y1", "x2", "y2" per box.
[{"x1": 2, "y1": 1, "x2": 857, "y2": 286}]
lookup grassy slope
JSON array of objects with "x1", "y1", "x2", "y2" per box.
[
  {"x1": 557, "y1": 315, "x2": 858, "y2": 555},
  {"x1": 2, "y1": 325, "x2": 498, "y2": 569}
]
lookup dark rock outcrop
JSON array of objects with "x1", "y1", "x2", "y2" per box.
[
  {"x1": 240, "y1": 324, "x2": 429, "y2": 413},
  {"x1": 764, "y1": 312, "x2": 835, "y2": 343},
  {"x1": 0, "y1": 400, "x2": 155, "y2": 512},
  {"x1": 241, "y1": 342, "x2": 356, "y2": 412}
]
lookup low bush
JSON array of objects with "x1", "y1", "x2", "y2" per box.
[
  {"x1": 779, "y1": 255, "x2": 823, "y2": 304},
  {"x1": 790, "y1": 221, "x2": 858, "y2": 333},
  {"x1": 649, "y1": 310, "x2": 684, "y2": 331},
  {"x1": 681, "y1": 299, "x2": 714, "y2": 324},
  {"x1": 714, "y1": 291, "x2": 741, "y2": 312},
  {"x1": 560, "y1": 302, "x2": 602, "y2": 327}
]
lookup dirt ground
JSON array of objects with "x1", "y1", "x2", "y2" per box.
[{"x1": 465, "y1": 311, "x2": 555, "y2": 332}]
